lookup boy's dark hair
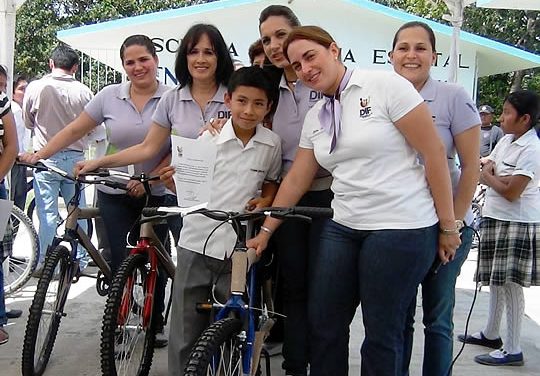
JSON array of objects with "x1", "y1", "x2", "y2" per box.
[
  {"x1": 51, "y1": 44, "x2": 80, "y2": 70},
  {"x1": 175, "y1": 23, "x2": 234, "y2": 88},
  {"x1": 505, "y1": 90, "x2": 540, "y2": 129},
  {"x1": 227, "y1": 66, "x2": 278, "y2": 112},
  {"x1": 120, "y1": 34, "x2": 157, "y2": 62},
  {"x1": 0, "y1": 65, "x2": 7, "y2": 78}
]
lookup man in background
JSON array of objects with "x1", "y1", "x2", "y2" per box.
[
  {"x1": 23, "y1": 45, "x2": 92, "y2": 274},
  {"x1": 479, "y1": 104, "x2": 504, "y2": 157}
]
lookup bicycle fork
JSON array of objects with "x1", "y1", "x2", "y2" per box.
[{"x1": 118, "y1": 238, "x2": 158, "y2": 329}]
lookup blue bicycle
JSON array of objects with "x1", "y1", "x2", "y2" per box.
[{"x1": 182, "y1": 206, "x2": 333, "y2": 376}]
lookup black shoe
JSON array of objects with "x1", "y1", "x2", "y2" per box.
[
  {"x1": 457, "y1": 332, "x2": 503, "y2": 349},
  {"x1": 154, "y1": 328, "x2": 168, "y2": 348},
  {"x1": 6, "y1": 309, "x2": 22, "y2": 319}
]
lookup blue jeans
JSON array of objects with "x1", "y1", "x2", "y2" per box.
[
  {"x1": 0, "y1": 182, "x2": 7, "y2": 326},
  {"x1": 308, "y1": 220, "x2": 438, "y2": 376},
  {"x1": 271, "y1": 189, "x2": 333, "y2": 374},
  {"x1": 402, "y1": 226, "x2": 474, "y2": 376},
  {"x1": 33, "y1": 150, "x2": 88, "y2": 267}
]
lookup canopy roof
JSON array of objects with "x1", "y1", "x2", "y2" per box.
[
  {"x1": 477, "y1": 0, "x2": 540, "y2": 10},
  {"x1": 57, "y1": 0, "x2": 540, "y2": 92}
]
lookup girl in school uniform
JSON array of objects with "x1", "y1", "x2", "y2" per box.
[{"x1": 459, "y1": 90, "x2": 540, "y2": 367}]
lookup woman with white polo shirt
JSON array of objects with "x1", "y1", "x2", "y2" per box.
[
  {"x1": 459, "y1": 90, "x2": 540, "y2": 367},
  {"x1": 22, "y1": 34, "x2": 172, "y2": 346},
  {"x1": 389, "y1": 21, "x2": 481, "y2": 376},
  {"x1": 247, "y1": 25, "x2": 461, "y2": 375}
]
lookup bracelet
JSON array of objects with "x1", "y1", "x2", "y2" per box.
[
  {"x1": 260, "y1": 226, "x2": 273, "y2": 235},
  {"x1": 439, "y1": 227, "x2": 460, "y2": 235}
]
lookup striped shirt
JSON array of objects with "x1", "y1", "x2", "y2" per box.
[{"x1": 0, "y1": 92, "x2": 10, "y2": 118}]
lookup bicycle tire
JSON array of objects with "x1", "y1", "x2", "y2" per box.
[
  {"x1": 27, "y1": 196, "x2": 94, "y2": 239},
  {"x1": 101, "y1": 253, "x2": 156, "y2": 376},
  {"x1": 184, "y1": 317, "x2": 245, "y2": 376},
  {"x1": 3, "y1": 206, "x2": 39, "y2": 295},
  {"x1": 21, "y1": 245, "x2": 72, "y2": 376}
]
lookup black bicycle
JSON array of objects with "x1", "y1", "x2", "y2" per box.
[{"x1": 20, "y1": 162, "x2": 125, "y2": 376}]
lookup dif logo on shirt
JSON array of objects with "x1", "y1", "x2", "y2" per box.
[
  {"x1": 359, "y1": 97, "x2": 372, "y2": 118},
  {"x1": 217, "y1": 110, "x2": 232, "y2": 119}
]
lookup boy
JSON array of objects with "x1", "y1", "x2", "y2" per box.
[{"x1": 163, "y1": 66, "x2": 282, "y2": 374}]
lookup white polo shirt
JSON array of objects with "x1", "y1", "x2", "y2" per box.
[
  {"x1": 483, "y1": 128, "x2": 540, "y2": 222},
  {"x1": 299, "y1": 69, "x2": 438, "y2": 230},
  {"x1": 179, "y1": 119, "x2": 282, "y2": 259}
]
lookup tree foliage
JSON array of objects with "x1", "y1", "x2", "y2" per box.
[
  {"x1": 15, "y1": 0, "x2": 540, "y2": 110},
  {"x1": 375, "y1": 0, "x2": 540, "y2": 112},
  {"x1": 14, "y1": 0, "x2": 214, "y2": 78}
]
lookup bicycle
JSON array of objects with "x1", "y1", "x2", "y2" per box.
[
  {"x1": 20, "y1": 161, "x2": 124, "y2": 376},
  {"x1": 100, "y1": 173, "x2": 179, "y2": 376},
  {"x1": 2, "y1": 205, "x2": 39, "y2": 295},
  {"x1": 22, "y1": 163, "x2": 94, "y2": 239},
  {"x1": 182, "y1": 206, "x2": 333, "y2": 376}
]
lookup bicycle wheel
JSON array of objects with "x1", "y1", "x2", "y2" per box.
[
  {"x1": 22, "y1": 245, "x2": 72, "y2": 376},
  {"x1": 3, "y1": 206, "x2": 39, "y2": 295},
  {"x1": 101, "y1": 253, "x2": 156, "y2": 376},
  {"x1": 184, "y1": 317, "x2": 245, "y2": 376}
]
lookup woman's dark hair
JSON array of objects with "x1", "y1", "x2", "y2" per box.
[
  {"x1": 392, "y1": 21, "x2": 437, "y2": 52},
  {"x1": 505, "y1": 90, "x2": 540, "y2": 129},
  {"x1": 175, "y1": 23, "x2": 234, "y2": 88},
  {"x1": 120, "y1": 34, "x2": 157, "y2": 62},
  {"x1": 283, "y1": 26, "x2": 336, "y2": 62},
  {"x1": 248, "y1": 39, "x2": 265, "y2": 65},
  {"x1": 0, "y1": 65, "x2": 7, "y2": 78},
  {"x1": 259, "y1": 5, "x2": 300, "y2": 28}
]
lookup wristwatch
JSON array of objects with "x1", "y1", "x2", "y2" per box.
[{"x1": 455, "y1": 219, "x2": 465, "y2": 231}]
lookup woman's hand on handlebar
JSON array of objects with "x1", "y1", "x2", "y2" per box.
[
  {"x1": 126, "y1": 180, "x2": 145, "y2": 198},
  {"x1": 19, "y1": 151, "x2": 43, "y2": 164},
  {"x1": 246, "y1": 232, "x2": 271, "y2": 256},
  {"x1": 157, "y1": 165, "x2": 176, "y2": 193},
  {"x1": 74, "y1": 159, "x2": 102, "y2": 177}
]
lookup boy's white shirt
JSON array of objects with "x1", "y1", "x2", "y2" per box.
[{"x1": 178, "y1": 119, "x2": 282, "y2": 259}]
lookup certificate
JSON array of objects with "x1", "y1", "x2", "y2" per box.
[{"x1": 171, "y1": 135, "x2": 217, "y2": 207}]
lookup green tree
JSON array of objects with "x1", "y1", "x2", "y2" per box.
[
  {"x1": 375, "y1": 0, "x2": 540, "y2": 112},
  {"x1": 14, "y1": 0, "x2": 214, "y2": 81}
]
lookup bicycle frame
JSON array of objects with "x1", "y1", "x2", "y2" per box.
[
  {"x1": 210, "y1": 220, "x2": 268, "y2": 375},
  {"x1": 117, "y1": 215, "x2": 175, "y2": 330}
]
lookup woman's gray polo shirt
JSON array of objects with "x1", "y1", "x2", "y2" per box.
[
  {"x1": 152, "y1": 84, "x2": 230, "y2": 138},
  {"x1": 84, "y1": 81, "x2": 170, "y2": 195}
]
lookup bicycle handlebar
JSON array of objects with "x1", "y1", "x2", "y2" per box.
[
  {"x1": 141, "y1": 205, "x2": 334, "y2": 223},
  {"x1": 18, "y1": 160, "x2": 160, "y2": 192}
]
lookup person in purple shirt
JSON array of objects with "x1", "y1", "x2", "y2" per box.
[
  {"x1": 74, "y1": 24, "x2": 235, "y2": 375},
  {"x1": 390, "y1": 21, "x2": 481, "y2": 376},
  {"x1": 258, "y1": 5, "x2": 333, "y2": 375},
  {"x1": 21, "y1": 35, "x2": 172, "y2": 347}
]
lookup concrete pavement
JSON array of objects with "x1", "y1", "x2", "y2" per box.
[{"x1": 1, "y1": 247, "x2": 540, "y2": 375}]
